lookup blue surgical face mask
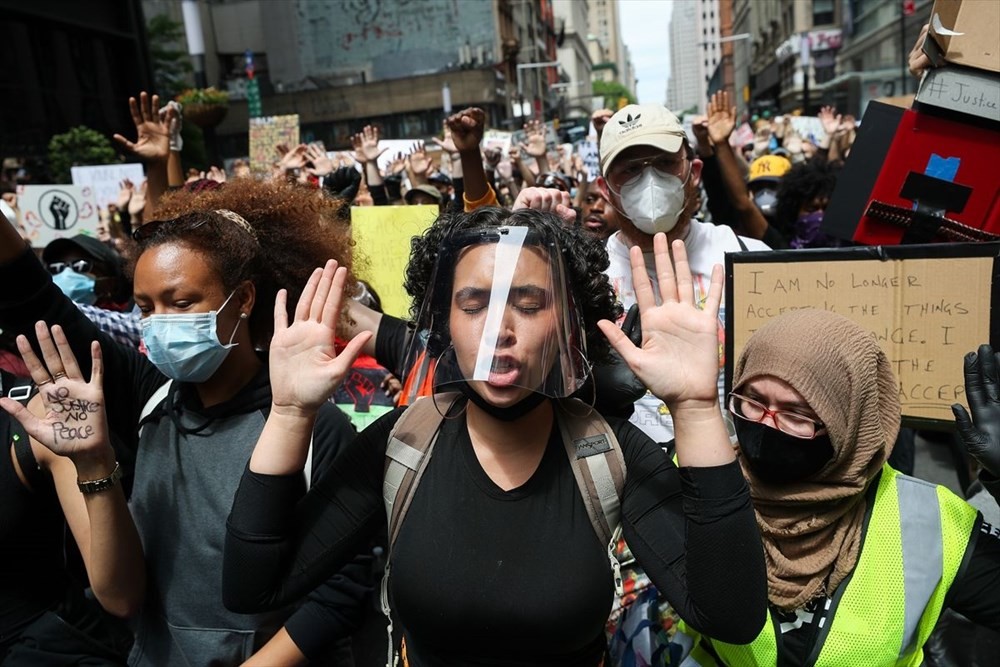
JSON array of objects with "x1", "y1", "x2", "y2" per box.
[
  {"x1": 53, "y1": 270, "x2": 97, "y2": 305},
  {"x1": 141, "y1": 291, "x2": 242, "y2": 383}
]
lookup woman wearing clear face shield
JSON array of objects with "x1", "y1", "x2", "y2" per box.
[
  {"x1": 0, "y1": 178, "x2": 371, "y2": 666},
  {"x1": 222, "y1": 206, "x2": 768, "y2": 666}
]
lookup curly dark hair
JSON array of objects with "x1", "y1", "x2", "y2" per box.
[
  {"x1": 126, "y1": 179, "x2": 355, "y2": 347},
  {"x1": 404, "y1": 206, "x2": 622, "y2": 364},
  {"x1": 774, "y1": 159, "x2": 840, "y2": 240}
]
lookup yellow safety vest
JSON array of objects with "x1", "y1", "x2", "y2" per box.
[{"x1": 676, "y1": 465, "x2": 979, "y2": 667}]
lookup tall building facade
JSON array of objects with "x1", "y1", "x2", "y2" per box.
[
  {"x1": 587, "y1": 0, "x2": 634, "y2": 97},
  {"x1": 714, "y1": 0, "x2": 932, "y2": 119},
  {"x1": 666, "y1": 0, "x2": 700, "y2": 112},
  {"x1": 1, "y1": 0, "x2": 153, "y2": 165},
  {"x1": 553, "y1": 0, "x2": 595, "y2": 119},
  {"x1": 666, "y1": 0, "x2": 722, "y2": 114},
  {"x1": 142, "y1": 0, "x2": 563, "y2": 153},
  {"x1": 829, "y1": 0, "x2": 932, "y2": 115}
]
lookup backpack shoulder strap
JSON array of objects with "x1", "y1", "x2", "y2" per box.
[
  {"x1": 138, "y1": 380, "x2": 172, "y2": 438},
  {"x1": 554, "y1": 398, "x2": 627, "y2": 549},
  {"x1": 383, "y1": 392, "x2": 462, "y2": 550}
]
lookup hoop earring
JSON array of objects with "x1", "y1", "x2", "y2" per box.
[
  {"x1": 429, "y1": 344, "x2": 468, "y2": 420},
  {"x1": 559, "y1": 351, "x2": 596, "y2": 419}
]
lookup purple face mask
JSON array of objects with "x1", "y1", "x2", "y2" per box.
[{"x1": 790, "y1": 210, "x2": 832, "y2": 249}]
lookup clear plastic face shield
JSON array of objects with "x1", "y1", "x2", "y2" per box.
[{"x1": 400, "y1": 225, "x2": 589, "y2": 407}]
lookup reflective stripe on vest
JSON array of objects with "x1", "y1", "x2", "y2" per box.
[{"x1": 680, "y1": 465, "x2": 978, "y2": 667}]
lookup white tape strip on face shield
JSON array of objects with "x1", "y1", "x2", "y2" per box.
[{"x1": 472, "y1": 226, "x2": 528, "y2": 382}]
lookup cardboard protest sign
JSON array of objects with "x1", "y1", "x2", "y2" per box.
[
  {"x1": 373, "y1": 140, "x2": 420, "y2": 174},
  {"x1": 350, "y1": 205, "x2": 438, "y2": 319},
  {"x1": 249, "y1": 114, "x2": 300, "y2": 175},
  {"x1": 16, "y1": 185, "x2": 99, "y2": 247},
  {"x1": 577, "y1": 140, "x2": 600, "y2": 181},
  {"x1": 71, "y1": 163, "x2": 145, "y2": 209},
  {"x1": 725, "y1": 244, "x2": 999, "y2": 425},
  {"x1": 729, "y1": 122, "x2": 755, "y2": 149},
  {"x1": 926, "y1": 0, "x2": 1000, "y2": 73},
  {"x1": 483, "y1": 129, "x2": 512, "y2": 154}
]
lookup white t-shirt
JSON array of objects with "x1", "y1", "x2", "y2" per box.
[{"x1": 604, "y1": 221, "x2": 770, "y2": 443}]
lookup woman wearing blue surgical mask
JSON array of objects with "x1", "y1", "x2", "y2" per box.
[{"x1": 0, "y1": 173, "x2": 372, "y2": 666}]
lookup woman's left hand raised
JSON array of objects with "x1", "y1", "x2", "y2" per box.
[
  {"x1": 598, "y1": 234, "x2": 723, "y2": 411},
  {"x1": 268, "y1": 260, "x2": 372, "y2": 418},
  {"x1": 0, "y1": 323, "x2": 111, "y2": 464}
]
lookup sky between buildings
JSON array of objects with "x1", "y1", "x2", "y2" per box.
[{"x1": 619, "y1": 0, "x2": 674, "y2": 105}]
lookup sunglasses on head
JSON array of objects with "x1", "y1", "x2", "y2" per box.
[
  {"x1": 132, "y1": 212, "x2": 211, "y2": 243},
  {"x1": 133, "y1": 210, "x2": 258, "y2": 244},
  {"x1": 47, "y1": 259, "x2": 93, "y2": 275}
]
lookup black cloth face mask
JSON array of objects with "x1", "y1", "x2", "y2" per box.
[
  {"x1": 457, "y1": 381, "x2": 548, "y2": 422},
  {"x1": 735, "y1": 419, "x2": 834, "y2": 484}
]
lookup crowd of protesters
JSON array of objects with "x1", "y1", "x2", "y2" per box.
[{"x1": 0, "y1": 21, "x2": 998, "y2": 667}]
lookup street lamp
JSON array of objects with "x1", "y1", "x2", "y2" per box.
[
  {"x1": 517, "y1": 61, "x2": 561, "y2": 97},
  {"x1": 181, "y1": 0, "x2": 208, "y2": 89},
  {"x1": 516, "y1": 61, "x2": 560, "y2": 119},
  {"x1": 697, "y1": 33, "x2": 751, "y2": 111}
]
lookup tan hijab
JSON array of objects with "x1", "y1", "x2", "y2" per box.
[{"x1": 733, "y1": 309, "x2": 900, "y2": 611}]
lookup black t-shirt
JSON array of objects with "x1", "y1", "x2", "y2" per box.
[{"x1": 225, "y1": 400, "x2": 767, "y2": 666}]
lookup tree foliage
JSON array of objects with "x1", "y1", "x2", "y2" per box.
[
  {"x1": 148, "y1": 14, "x2": 193, "y2": 99},
  {"x1": 592, "y1": 80, "x2": 637, "y2": 109},
  {"x1": 47, "y1": 126, "x2": 118, "y2": 183}
]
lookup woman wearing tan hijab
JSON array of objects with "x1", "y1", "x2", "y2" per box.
[{"x1": 677, "y1": 309, "x2": 1000, "y2": 667}]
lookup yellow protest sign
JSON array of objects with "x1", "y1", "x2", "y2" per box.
[
  {"x1": 726, "y1": 246, "x2": 999, "y2": 424},
  {"x1": 351, "y1": 205, "x2": 439, "y2": 319}
]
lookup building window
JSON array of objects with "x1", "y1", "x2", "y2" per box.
[{"x1": 813, "y1": 0, "x2": 835, "y2": 25}]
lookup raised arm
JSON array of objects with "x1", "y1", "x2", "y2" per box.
[
  {"x1": 598, "y1": 234, "x2": 732, "y2": 467},
  {"x1": 599, "y1": 234, "x2": 766, "y2": 641},
  {"x1": 0, "y1": 207, "x2": 164, "y2": 453},
  {"x1": 112, "y1": 92, "x2": 170, "y2": 218},
  {"x1": 953, "y1": 344, "x2": 1000, "y2": 503},
  {"x1": 523, "y1": 119, "x2": 551, "y2": 175},
  {"x1": 224, "y1": 262, "x2": 384, "y2": 612},
  {"x1": 0, "y1": 325, "x2": 145, "y2": 618},
  {"x1": 405, "y1": 141, "x2": 431, "y2": 187},
  {"x1": 706, "y1": 92, "x2": 771, "y2": 240},
  {"x1": 445, "y1": 108, "x2": 493, "y2": 207},
  {"x1": 353, "y1": 126, "x2": 389, "y2": 205}
]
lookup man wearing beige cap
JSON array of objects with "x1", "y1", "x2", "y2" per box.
[{"x1": 598, "y1": 103, "x2": 769, "y2": 443}]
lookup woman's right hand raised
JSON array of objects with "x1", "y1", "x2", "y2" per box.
[
  {"x1": 268, "y1": 260, "x2": 372, "y2": 418},
  {"x1": 112, "y1": 92, "x2": 171, "y2": 164}
]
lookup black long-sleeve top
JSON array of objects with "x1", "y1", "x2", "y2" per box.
[{"x1": 224, "y1": 404, "x2": 767, "y2": 666}]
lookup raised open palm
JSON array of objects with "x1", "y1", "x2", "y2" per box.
[
  {"x1": 598, "y1": 235, "x2": 723, "y2": 409},
  {"x1": 0, "y1": 322, "x2": 109, "y2": 461},
  {"x1": 113, "y1": 92, "x2": 170, "y2": 163},
  {"x1": 706, "y1": 90, "x2": 736, "y2": 146},
  {"x1": 268, "y1": 260, "x2": 372, "y2": 416}
]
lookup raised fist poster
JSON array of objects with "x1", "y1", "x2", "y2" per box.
[{"x1": 16, "y1": 184, "x2": 99, "y2": 247}]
